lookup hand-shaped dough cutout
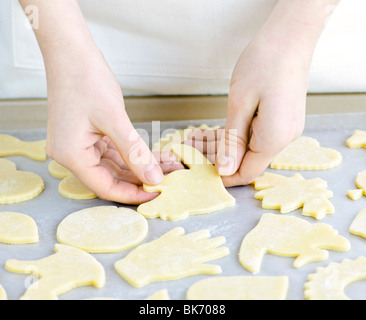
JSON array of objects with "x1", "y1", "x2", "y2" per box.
[
  {"x1": 239, "y1": 213, "x2": 350, "y2": 274},
  {"x1": 138, "y1": 144, "x2": 235, "y2": 220},
  {"x1": 5, "y1": 244, "x2": 105, "y2": 300},
  {"x1": 0, "y1": 134, "x2": 46, "y2": 161},
  {"x1": 305, "y1": 257, "x2": 366, "y2": 300},
  {"x1": 0, "y1": 159, "x2": 44, "y2": 204},
  {"x1": 186, "y1": 276, "x2": 289, "y2": 300},
  {"x1": 48, "y1": 160, "x2": 96, "y2": 199},
  {"x1": 115, "y1": 227, "x2": 229, "y2": 287},
  {"x1": 347, "y1": 170, "x2": 366, "y2": 200},
  {"x1": 270, "y1": 136, "x2": 342, "y2": 170},
  {"x1": 346, "y1": 130, "x2": 366, "y2": 149},
  {"x1": 253, "y1": 172, "x2": 334, "y2": 220},
  {"x1": 0, "y1": 212, "x2": 38, "y2": 244}
]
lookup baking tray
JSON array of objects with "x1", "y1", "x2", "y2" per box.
[{"x1": 1, "y1": 112, "x2": 366, "y2": 300}]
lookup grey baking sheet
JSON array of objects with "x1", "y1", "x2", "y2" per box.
[{"x1": 1, "y1": 112, "x2": 366, "y2": 300}]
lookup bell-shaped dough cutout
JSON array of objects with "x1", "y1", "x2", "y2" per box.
[
  {"x1": 0, "y1": 134, "x2": 46, "y2": 161},
  {"x1": 5, "y1": 244, "x2": 105, "y2": 300},
  {"x1": 138, "y1": 144, "x2": 235, "y2": 221},
  {"x1": 239, "y1": 213, "x2": 350, "y2": 274},
  {"x1": 57, "y1": 206, "x2": 148, "y2": 253},
  {"x1": 0, "y1": 159, "x2": 44, "y2": 204},
  {"x1": 270, "y1": 136, "x2": 342, "y2": 170},
  {"x1": 0, "y1": 212, "x2": 38, "y2": 244}
]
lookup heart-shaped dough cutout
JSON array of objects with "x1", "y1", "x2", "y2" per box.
[{"x1": 270, "y1": 136, "x2": 342, "y2": 170}]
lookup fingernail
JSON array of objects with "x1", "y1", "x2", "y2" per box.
[
  {"x1": 144, "y1": 164, "x2": 163, "y2": 185},
  {"x1": 217, "y1": 155, "x2": 235, "y2": 176}
]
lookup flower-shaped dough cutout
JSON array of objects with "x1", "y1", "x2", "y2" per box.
[
  {"x1": 48, "y1": 160, "x2": 96, "y2": 199},
  {"x1": 0, "y1": 159, "x2": 44, "y2": 204},
  {"x1": 347, "y1": 170, "x2": 366, "y2": 200},
  {"x1": 0, "y1": 134, "x2": 46, "y2": 161},
  {"x1": 114, "y1": 227, "x2": 229, "y2": 287},
  {"x1": 305, "y1": 257, "x2": 366, "y2": 300},
  {"x1": 0, "y1": 212, "x2": 38, "y2": 244},
  {"x1": 270, "y1": 136, "x2": 342, "y2": 170},
  {"x1": 138, "y1": 144, "x2": 235, "y2": 221},
  {"x1": 186, "y1": 276, "x2": 289, "y2": 300},
  {"x1": 253, "y1": 172, "x2": 334, "y2": 220},
  {"x1": 346, "y1": 130, "x2": 366, "y2": 148},
  {"x1": 239, "y1": 213, "x2": 350, "y2": 274},
  {"x1": 5, "y1": 244, "x2": 105, "y2": 300}
]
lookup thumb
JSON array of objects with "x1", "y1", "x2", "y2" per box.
[
  {"x1": 216, "y1": 92, "x2": 257, "y2": 176},
  {"x1": 106, "y1": 110, "x2": 163, "y2": 186}
]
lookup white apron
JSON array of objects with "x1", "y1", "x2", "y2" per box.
[{"x1": 1, "y1": 0, "x2": 366, "y2": 99}]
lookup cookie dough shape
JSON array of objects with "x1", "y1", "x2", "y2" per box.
[
  {"x1": 305, "y1": 257, "x2": 366, "y2": 300},
  {"x1": 57, "y1": 206, "x2": 148, "y2": 253},
  {"x1": 346, "y1": 130, "x2": 366, "y2": 148},
  {"x1": 186, "y1": 276, "x2": 289, "y2": 300},
  {"x1": 115, "y1": 227, "x2": 229, "y2": 287},
  {"x1": 152, "y1": 124, "x2": 220, "y2": 152},
  {"x1": 239, "y1": 213, "x2": 350, "y2": 274},
  {"x1": 138, "y1": 144, "x2": 235, "y2": 221},
  {"x1": 0, "y1": 159, "x2": 44, "y2": 204},
  {"x1": 5, "y1": 244, "x2": 105, "y2": 300},
  {"x1": 0, "y1": 134, "x2": 46, "y2": 161},
  {"x1": 270, "y1": 136, "x2": 342, "y2": 170},
  {"x1": 253, "y1": 172, "x2": 334, "y2": 220},
  {"x1": 0, "y1": 285, "x2": 7, "y2": 300},
  {"x1": 349, "y1": 209, "x2": 366, "y2": 239},
  {"x1": 347, "y1": 170, "x2": 366, "y2": 200},
  {"x1": 48, "y1": 160, "x2": 96, "y2": 199},
  {"x1": 0, "y1": 212, "x2": 38, "y2": 244}
]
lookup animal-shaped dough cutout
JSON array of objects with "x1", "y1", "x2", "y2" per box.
[
  {"x1": 152, "y1": 124, "x2": 220, "y2": 152},
  {"x1": 57, "y1": 206, "x2": 148, "y2": 253},
  {"x1": 347, "y1": 170, "x2": 366, "y2": 200},
  {"x1": 0, "y1": 212, "x2": 38, "y2": 244},
  {"x1": 253, "y1": 172, "x2": 334, "y2": 220},
  {"x1": 305, "y1": 257, "x2": 366, "y2": 300},
  {"x1": 270, "y1": 136, "x2": 342, "y2": 170},
  {"x1": 0, "y1": 285, "x2": 7, "y2": 300},
  {"x1": 239, "y1": 213, "x2": 350, "y2": 274},
  {"x1": 0, "y1": 159, "x2": 44, "y2": 204},
  {"x1": 0, "y1": 134, "x2": 46, "y2": 161},
  {"x1": 350, "y1": 209, "x2": 366, "y2": 239},
  {"x1": 186, "y1": 276, "x2": 289, "y2": 300},
  {"x1": 138, "y1": 144, "x2": 235, "y2": 221},
  {"x1": 346, "y1": 130, "x2": 366, "y2": 148},
  {"x1": 115, "y1": 227, "x2": 229, "y2": 287},
  {"x1": 48, "y1": 160, "x2": 96, "y2": 199},
  {"x1": 5, "y1": 244, "x2": 105, "y2": 300}
]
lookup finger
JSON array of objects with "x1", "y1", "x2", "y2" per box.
[{"x1": 99, "y1": 157, "x2": 142, "y2": 185}]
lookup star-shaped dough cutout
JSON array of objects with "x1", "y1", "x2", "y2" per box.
[
  {"x1": 138, "y1": 144, "x2": 235, "y2": 221},
  {"x1": 270, "y1": 136, "x2": 342, "y2": 170},
  {"x1": 346, "y1": 130, "x2": 366, "y2": 148},
  {"x1": 253, "y1": 172, "x2": 334, "y2": 220}
]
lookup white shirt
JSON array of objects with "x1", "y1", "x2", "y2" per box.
[{"x1": 1, "y1": 0, "x2": 366, "y2": 99}]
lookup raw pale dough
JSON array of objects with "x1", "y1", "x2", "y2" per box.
[
  {"x1": 239, "y1": 213, "x2": 350, "y2": 274},
  {"x1": 114, "y1": 227, "x2": 229, "y2": 287},
  {"x1": 152, "y1": 124, "x2": 220, "y2": 152},
  {"x1": 347, "y1": 170, "x2": 366, "y2": 200},
  {"x1": 48, "y1": 160, "x2": 96, "y2": 200},
  {"x1": 57, "y1": 206, "x2": 148, "y2": 253},
  {"x1": 186, "y1": 276, "x2": 289, "y2": 300},
  {"x1": 270, "y1": 136, "x2": 342, "y2": 170},
  {"x1": 0, "y1": 285, "x2": 6, "y2": 300},
  {"x1": 0, "y1": 158, "x2": 44, "y2": 204},
  {"x1": 138, "y1": 144, "x2": 235, "y2": 220},
  {"x1": 0, "y1": 134, "x2": 46, "y2": 161},
  {"x1": 0, "y1": 212, "x2": 38, "y2": 244},
  {"x1": 346, "y1": 130, "x2": 366, "y2": 148},
  {"x1": 145, "y1": 289, "x2": 170, "y2": 300},
  {"x1": 5, "y1": 244, "x2": 105, "y2": 300},
  {"x1": 305, "y1": 257, "x2": 366, "y2": 300},
  {"x1": 253, "y1": 172, "x2": 334, "y2": 220},
  {"x1": 350, "y1": 209, "x2": 366, "y2": 239}
]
